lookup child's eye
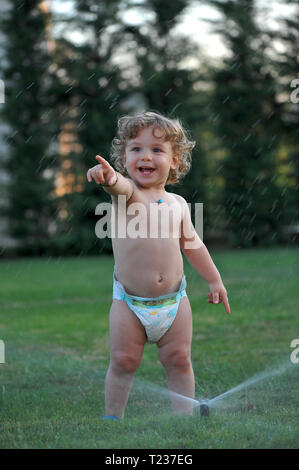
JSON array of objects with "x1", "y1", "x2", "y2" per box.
[
  {"x1": 132, "y1": 147, "x2": 140, "y2": 152},
  {"x1": 153, "y1": 148, "x2": 162, "y2": 153}
]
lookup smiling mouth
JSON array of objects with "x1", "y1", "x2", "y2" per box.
[{"x1": 138, "y1": 167, "x2": 156, "y2": 175}]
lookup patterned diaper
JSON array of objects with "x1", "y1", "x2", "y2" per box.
[{"x1": 112, "y1": 269, "x2": 187, "y2": 343}]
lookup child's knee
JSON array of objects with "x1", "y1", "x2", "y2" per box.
[
  {"x1": 110, "y1": 351, "x2": 142, "y2": 374},
  {"x1": 159, "y1": 346, "x2": 191, "y2": 372}
]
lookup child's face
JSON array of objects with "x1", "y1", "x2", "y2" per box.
[{"x1": 122, "y1": 126, "x2": 178, "y2": 188}]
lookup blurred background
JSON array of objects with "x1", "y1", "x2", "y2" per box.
[{"x1": 0, "y1": 0, "x2": 298, "y2": 258}]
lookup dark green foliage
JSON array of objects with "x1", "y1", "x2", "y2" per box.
[
  {"x1": 205, "y1": 0, "x2": 287, "y2": 247},
  {"x1": 48, "y1": 0, "x2": 134, "y2": 255},
  {"x1": 0, "y1": 0, "x2": 297, "y2": 256},
  {"x1": 270, "y1": 0, "x2": 299, "y2": 232},
  {"x1": 0, "y1": 1, "x2": 57, "y2": 256}
]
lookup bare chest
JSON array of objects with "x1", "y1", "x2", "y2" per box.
[{"x1": 112, "y1": 195, "x2": 183, "y2": 239}]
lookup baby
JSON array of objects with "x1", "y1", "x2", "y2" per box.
[{"x1": 87, "y1": 111, "x2": 230, "y2": 420}]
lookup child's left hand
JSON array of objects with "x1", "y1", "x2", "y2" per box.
[{"x1": 207, "y1": 281, "x2": 231, "y2": 315}]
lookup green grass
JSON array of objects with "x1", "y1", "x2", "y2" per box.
[{"x1": 0, "y1": 248, "x2": 298, "y2": 449}]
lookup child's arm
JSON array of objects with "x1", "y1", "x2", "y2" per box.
[
  {"x1": 87, "y1": 155, "x2": 133, "y2": 201},
  {"x1": 179, "y1": 198, "x2": 231, "y2": 315}
]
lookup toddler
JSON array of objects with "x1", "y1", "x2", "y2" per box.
[{"x1": 87, "y1": 111, "x2": 230, "y2": 419}]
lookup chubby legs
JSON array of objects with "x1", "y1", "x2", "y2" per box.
[
  {"x1": 104, "y1": 299, "x2": 146, "y2": 419},
  {"x1": 104, "y1": 295, "x2": 194, "y2": 418},
  {"x1": 157, "y1": 295, "x2": 195, "y2": 415}
]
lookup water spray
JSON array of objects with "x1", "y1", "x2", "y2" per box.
[
  {"x1": 170, "y1": 360, "x2": 298, "y2": 417},
  {"x1": 132, "y1": 359, "x2": 298, "y2": 419}
]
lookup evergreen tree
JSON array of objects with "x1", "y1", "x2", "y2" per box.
[
  {"x1": 0, "y1": 0, "x2": 56, "y2": 256},
  {"x1": 205, "y1": 0, "x2": 284, "y2": 247},
  {"x1": 50, "y1": 0, "x2": 130, "y2": 255},
  {"x1": 272, "y1": 0, "x2": 299, "y2": 241}
]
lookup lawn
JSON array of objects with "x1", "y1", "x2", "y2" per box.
[{"x1": 0, "y1": 247, "x2": 298, "y2": 449}]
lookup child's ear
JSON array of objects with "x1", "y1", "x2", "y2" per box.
[{"x1": 170, "y1": 154, "x2": 179, "y2": 170}]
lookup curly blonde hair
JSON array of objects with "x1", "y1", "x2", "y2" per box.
[{"x1": 110, "y1": 111, "x2": 195, "y2": 184}]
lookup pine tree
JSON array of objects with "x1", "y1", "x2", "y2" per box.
[
  {"x1": 50, "y1": 0, "x2": 129, "y2": 255},
  {"x1": 272, "y1": 0, "x2": 299, "y2": 242},
  {"x1": 205, "y1": 0, "x2": 284, "y2": 247},
  {"x1": 0, "y1": 0, "x2": 56, "y2": 255}
]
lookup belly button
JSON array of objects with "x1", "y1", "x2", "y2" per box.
[{"x1": 158, "y1": 274, "x2": 163, "y2": 283}]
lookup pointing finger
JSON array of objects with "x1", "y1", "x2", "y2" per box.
[
  {"x1": 223, "y1": 297, "x2": 231, "y2": 315},
  {"x1": 96, "y1": 155, "x2": 110, "y2": 167}
]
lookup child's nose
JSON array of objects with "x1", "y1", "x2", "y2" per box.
[{"x1": 141, "y1": 149, "x2": 152, "y2": 160}]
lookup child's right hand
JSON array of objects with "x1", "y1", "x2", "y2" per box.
[{"x1": 87, "y1": 155, "x2": 118, "y2": 186}]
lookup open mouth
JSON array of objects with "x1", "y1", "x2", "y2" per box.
[{"x1": 138, "y1": 167, "x2": 156, "y2": 175}]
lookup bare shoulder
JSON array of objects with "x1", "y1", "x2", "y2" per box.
[
  {"x1": 167, "y1": 193, "x2": 189, "y2": 224},
  {"x1": 171, "y1": 193, "x2": 188, "y2": 207}
]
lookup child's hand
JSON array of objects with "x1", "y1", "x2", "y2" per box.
[
  {"x1": 87, "y1": 155, "x2": 118, "y2": 186},
  {"x1": 207, "y1": 280, "x2": 231, "y2": 315}
]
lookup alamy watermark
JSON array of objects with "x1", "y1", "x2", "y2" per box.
[
  {"x1": 0, "y1": 340, "x2": 5, "y2": 363},
  {"x1": 0, "y1": 79, "x2": 5, "y2": 104},
  {"x1": 290, "y1": 339, "x2": 299, "y2": 364},
  {"x1": 94, "y1": 196, "x2": 203, "y2": 249},
  {"x1": 290, "y1": 79, "x2": 299, "y2": 104}
]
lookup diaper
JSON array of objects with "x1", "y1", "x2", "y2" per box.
[{"x1": 112, "y1": 270, "x2": 187, "y2": 343}]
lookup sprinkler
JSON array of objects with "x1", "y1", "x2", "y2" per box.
[{"x1": 199, "y1": 399, "x2": 210, "y2": 417}]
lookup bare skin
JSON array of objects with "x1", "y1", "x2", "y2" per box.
[{"x1": 87, "y1": 126, "x2": 230, "y2": 418}]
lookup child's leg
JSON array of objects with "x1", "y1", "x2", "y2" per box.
[
  {"x1": 157, "y1": 295, "x2": 194, "y2": 415},
  {"x1": 105, "y1": 299, "x2": 147, "y2": 419}
]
